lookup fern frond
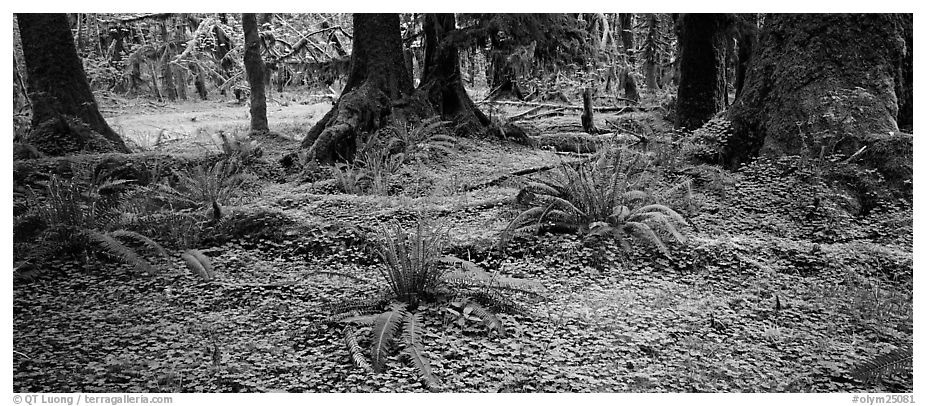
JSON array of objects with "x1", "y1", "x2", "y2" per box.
[
  {"x1": 83, "y1": 229, "x2": 153, "y2": 272},
  {"x1": 463, "y1": 301, "x2": 505, "y2": 337},
  {"x1": 634, "y1": 212, "x2": 686, "y2": 244},
  {"x1": 623, "y1": 221, "x2": 669, "y2": 255},
  {"x1": 108, "y1": 229, "x2": 168, "y2": 258},
  {"x1": 343, "y1": 325, "x2": 373, "y2": 372},
  {"x1": 401, "y1": 314, "x2": 442, "y2": 391},
  {"x1": 852, "y1": 345, "x2": 913, "y2": 383},
  {"x1": 469, "y1": 289, "x2": 530, "y2": 315},
  {"x1": 181, "y1": 249, "x2": 214, "y2": 281},
  {"x1": 329, "y1": 295, "x2": 391, "y2": 319},
  {"x1": 370, "y1": 304, "x2": 407, "y2": 373},
  {"x1": 523, "y1": 181, "x2": 563, "y2": 199},
  {"x1": 339, "y1": 315, "x2": 378, "y2": 325},
  {"x1": 633, "y1": 204, "x2": 688, "y2": 226},
  {"x1": 622, "y1": 190, "x2": 648, "y2": 202}
]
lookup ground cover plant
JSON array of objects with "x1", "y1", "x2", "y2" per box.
[{"x1": 13, "y1": 12, "x2": 912, "y2": 395}]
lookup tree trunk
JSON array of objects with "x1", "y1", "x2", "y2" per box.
[
  {"x1": 243, "y1": 13, "x2": 269, "y2": 133},
  {"x1": 733, "y1": 14, "x2": 757, "y2": 102},
  {"x1": 580, "y1": 88, "x2": 598, "y2": 134},
  {"x1": 417, "y1": 13, "x2": 491, "y2": 135},
  {"x1": 675, "y1": 13, "x2": 726, "y2": 130},
  {"x1": 300, "y1": 13, "x2": 413, "y2": 163},
  {"x1": 642, "y1": 14, "x2": 660, "y2": 91},
  {"x1": 895, "y1": 14, "x2": 912, "y2": 131},
  {"x1": 727, "y1": 14, "x2": 910, "y2": 184},
  {"x1": 159, "y1": 21, "x2": 178, "y2": 101},
  {"x1": 487, "y1": 29, "x2": 525, "y2": 101},
  {"x1": 173, "y1": 20, "x2": 188, "y2": 100},
  {"x1": 17, "y1": 13, "x2": 129, "y2": 154},
  {"x1": 618, "y1": 14, "x2": 640, "y2": 102}
]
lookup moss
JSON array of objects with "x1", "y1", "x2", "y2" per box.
[{"x1": 727, "y1": 14, "x2": 906, "y2": 176}]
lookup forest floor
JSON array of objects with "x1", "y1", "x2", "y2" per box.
[{"x1": 13, "y1": 90, "x2": 913, "y2": 393}]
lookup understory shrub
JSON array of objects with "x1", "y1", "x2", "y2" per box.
[
  {"x1": 14, "y1": 175, "x2": 166, "y2": 275},
  {"x1": 501, "y1": 147, "x2": 688, "y2": 258},
  {"x1": 329, "y1": 217, "x2": 545, "y2": 390}
]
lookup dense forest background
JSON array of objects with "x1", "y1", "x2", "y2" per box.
[{"x1": 12, "y1": 13, "x2": 913, "y2": 393}]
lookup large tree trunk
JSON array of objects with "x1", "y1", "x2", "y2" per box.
[
  {"x1": 487, "y1": 29, "x2": 524, "y2": 101},
  {"x1": 642, "y1": 14, "x2": 660, "y2": 91},
  {"x1": 243, "y1": 13, "x2": 269, "y2": 133},
  {"x1": 159, "y1": 21, "x2": 178, "y2": 101},
  {"x1": 17, "y1": 13, "x2": 129, "y2": 154},
  {"x1": 173, "y1": 20, "x2": 189, "y2": 100},
  {"x1": 726, "y1": 14, "x2": 910, "y2": 184},
  {"x1": 733, "y1": 14, "x2": 757, "y2": 102},
  {"x1": 417, "y1": 13, "x2": 491, "y2": 134},
  {"x1": 300, "y1": 13, "x2": 413, "y2": 163},
  {"x1": 895, "y1": 14, "x2": 912, "y2": 131},
  {"x1": 618, "y1": 13, "x2": 640, "y2": 102},
  {"x1": 675, "y1": 13, "x2": 727, "y2": 130}
]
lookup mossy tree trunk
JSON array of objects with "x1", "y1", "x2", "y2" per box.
[
  {"x1": 733, "y1": 14, "x2": 758, "y2": 102},
  {"x1": 726, "y1": 13, "x2": 910, "y2": 179},
  {"x1": 895, "y1": 14, "x2": 912, "y2": 131},
  {"x1": 159, "y1": 21, "x2": 178, "y2": 101},
  {"x1": 618, "y1": 13, "x2": 640, "y2": 102},
  {"x1": 243, "y1": 13, "x2": 269, "y2": 133},
  {"x1": 417, "y1": 13, "x2": 491, "y2": 134},
  {"x1": 642, "y1": 14, "x2": 660, "y2": 91},
  {"x1": 17, "y1": 13, "x2": 129, "y2": 153},
  {"x1": 300, "y1": 13, "x2": 414, "y2": 164},
  {"x1": 675, "y1": 13, "x2": 727, "y2": 130},
  {"x1": 487, "y1": 29, "x2": 525, "y2": 101}
]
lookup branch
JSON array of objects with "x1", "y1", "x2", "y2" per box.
[{"x1": 172, "y1": 18, "x2": 215, "y2": 63}]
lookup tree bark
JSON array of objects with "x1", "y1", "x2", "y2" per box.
[
  {"x1": 300, "y1": 13, "x2": 413, "y2": 163},
  {"x1": 726, "y1": 14, "x2": 910, "y2": 184},
  {"x1": 17, "y1": 13, "x2": 129, "y2": 153},
  {"x1": 417, "y1": 13, "x2": 491, "y2": 134},
  {"x1": 173, "y1": 20, "x2": 188, "y2": 100},
  {"x1": 675, "y1": 13, "x2": 726, "y2": 130},
  {"x1": 159, "y1": 21, "x2": 178, "y2": 101},
  {"x1": 895, "y1": 14, "x2": 912, "y2": 131},
  {"x1": 618, "y1": 13, "x2": 640, "y2": 102},
  {"x1": 733, "y1": 14, "x2": 758, "y2": 102},
  {"x1": 642, "y1": 14, "x2": 660, "y2": 91},
  {"x1": 243, "y1": 13, "x2": 269, "y2": 133}
]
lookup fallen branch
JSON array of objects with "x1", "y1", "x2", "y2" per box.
[
  {"x1": 172, "y1": 18, "x2": 215, "y2": 63},
  {"x1": 521, "y1": 107, "x2": 567, "y2": 121},
  {"x1": 477, "y1": 99, "x2": 660, "y2": 113},
  {"x1": 508, "y1": 106, "x2": 543, "y2": 121},
  {"x1": 461, "y1": 157, "x2": 596, "y2": 192}
]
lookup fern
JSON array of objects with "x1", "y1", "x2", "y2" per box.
[
  {"x1": 83, "y1": 229, "x2": 154, "y2": 272},
  {"x1": 343, "y1": 325, "x2": 373, "y2": 372},
  {"x1": 181, "y1": 249, "x2": 214, "y2": 281},
  {"x1": 329, "y1": 295, "x2": 392, "y2": 320},
  {"x1": 852, "y1": 345, "x2": 913, "y2": 383},
  {"x1": 370, "y1": 304, "x2": 407, "y2": 373},
  {"x1": 15, "y1": 175, "x2": 165, "y2": 273},
  {"x1": 402, "y1": 311, "x2": 441, "y2": 389},
  {"x1": 501, "y1": 146, "x2": 687, "y2": 257},
  {"x1": 462, "y1": 300, "x2": 505, "y2": 337},
  {"x1": 108, "y1": 230, "x2": 168, "y2": 258}
]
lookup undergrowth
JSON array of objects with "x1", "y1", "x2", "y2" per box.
[
  {"x1": 329, "y1": 217, "x2": 546, "y2": 390},
  {"x1": 501, "y1": 147, "x2": 687, "y2": 259}
]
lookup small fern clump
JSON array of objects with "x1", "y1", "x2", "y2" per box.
[
  {"x1": 501, "y1": 147, "x2": 687, "y2": 258},
  {"x1": 14, "y1": 175, "x2": 167, "y2": 272},
  {"x1": 373, "y1": 117, "x2": 456, "y2": 163},
  {"x1": 851, "y1": 344, "x2": 913, "y2": 383},
  {"x1": 148, "y1": 158, "x2": 255, "y2": 212},
  {"x1": 329, "y1": 217, "x2": 545, "y2": 390},
  {"x1": 340, "y1": 303, "x2": 442, "y2": 390}
]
